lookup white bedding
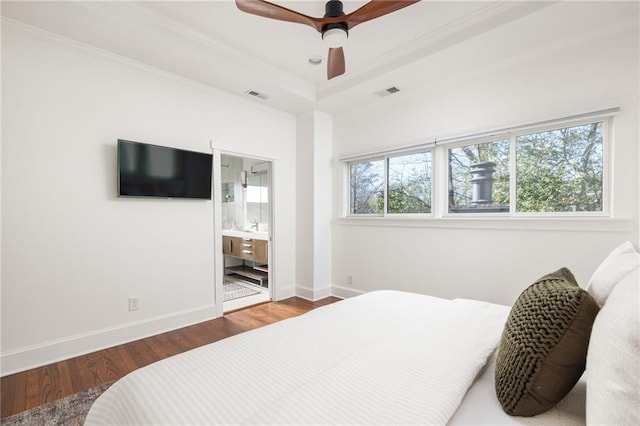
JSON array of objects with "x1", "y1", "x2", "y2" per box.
[
  {"x1": 86, "y1": 290, "x2": 511, "y2": 425},
  {"x1": 449, "y1": 353, "x2": 587, "y2": 425}
]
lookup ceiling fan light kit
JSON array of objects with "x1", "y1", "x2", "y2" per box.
[
  {"x1": 322, "y1": 27, "x2": 348, "y2": 48},
  {"x1": 235, "y1": 0, "x2": 420, "y2": 79}
]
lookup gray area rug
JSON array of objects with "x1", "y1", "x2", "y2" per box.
[
  {"x1": 224, "y1": 280, "x2": 260, "y2": 301},
  {"x1": 1, "y1": 381, "x2": 114, "y2": 426}
]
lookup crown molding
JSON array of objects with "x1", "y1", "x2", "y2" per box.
[
  {"x1": 1, "y1": 17, "x2": 298, "y2": 119},
  {"x1": 100, "y1": 2, "x2": 316, "y2": 102}
]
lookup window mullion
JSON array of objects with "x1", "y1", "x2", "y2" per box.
[
  {"x1": 434, "y1": 144, "x2": 447, "y2": 218},
  {"x1": 343, "y1": 162, "x2": 351, "y2": 217},
  {"x1": 602, "y1": 118, "x2": 611, "y2": 215},
  {"x1": 383, "y1": 157, "x2": 389, "y2": 216},
  {"x1": 509, "y1": 135, "x2": 517, "y2": 214}
]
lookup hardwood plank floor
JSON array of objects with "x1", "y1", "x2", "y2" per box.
[{"x1": 0, "y1": 296, "x2": 340, "y2": 418}]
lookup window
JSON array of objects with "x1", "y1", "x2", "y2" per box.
[
  {"x1": 448, "y1": 139, "x2": 510, "y2": 213},
  {"x1": 516, "y1": 122, "x2": 603, "y2": 212},
  {"x1": 349, "y1": 151, "x2": 432, "y2": 215},
  {"x1": 446, "y1": 120, "x2": 605, "y2": 214},
  {"x1": 387, "y1": 152, "x2": 432, "y2": 214},
  {"x1": 344, "y1": 112, "x2": 611, "y2": 218},
  {"x1": 349, "y1": 159, "x2": 384, "y2": 214}
]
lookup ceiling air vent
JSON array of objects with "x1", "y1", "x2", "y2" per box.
[
  {"x1": 245, "y1": 89, "x2": 268, "y2": 99},
  {"x1": 376, "y1": 86, "x2": 400, "y2": 97}
]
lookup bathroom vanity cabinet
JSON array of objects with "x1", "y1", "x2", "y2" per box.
[
  {"x1": 222, "y1": 234, "x2": 268, "y2": 286},
  {"x1": 222, "y1": 236, "x2": 267, "y2": 263}
]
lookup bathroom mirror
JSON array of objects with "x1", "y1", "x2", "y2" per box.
[{"x1": 246, "y1": 172, "x2": 269, "y2": 226}]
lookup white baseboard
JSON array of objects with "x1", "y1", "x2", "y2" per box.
[
  {"x1": 295, "y1": 284, "x2": 332, "y2": 301},
  {"x1": 273, "y1": 284, "x2": 296, "y2": 301},
  {"x1": 331, "y1": 285, "x2": 365, "y2": 299},
  {"x1": 1, "y1": 304, "x2": 218, "y2": 377},
  {"x1": 2, "y1": 288, "x2": 363, "y2": 376}
]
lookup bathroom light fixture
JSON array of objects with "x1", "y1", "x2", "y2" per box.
[{"x1": 308, "y1": 56, "x2": 323, "y2": 65}]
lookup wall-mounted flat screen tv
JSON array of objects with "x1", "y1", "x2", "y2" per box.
[{"x1": 117, "y1": 139, "x2": 212, "y2": 199}]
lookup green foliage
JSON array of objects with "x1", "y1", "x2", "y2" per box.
[
  {"x1": 351, "y1": 153, "x2": 432, "y2": 214},
  {"x1": 387, "y1": 152, "x2": 431, "y2": 214},
  {"x1": 516, "y1": 122, "x2": 603, "y2": 212}
]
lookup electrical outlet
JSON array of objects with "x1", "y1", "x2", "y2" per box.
[
  {"x1": 347, "y1": 275, "x2": 353, "y2": 285},
  {"x1": 129, "y1": 297, "x2": 139, "y2": 311}
]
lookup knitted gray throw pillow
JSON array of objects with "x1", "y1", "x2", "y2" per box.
[{"x1": 495, "y1": 267, "x2": 600, "y2": 416}]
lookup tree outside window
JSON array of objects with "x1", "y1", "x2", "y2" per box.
[
  {"x1": 448, "y1": 140, "x2": 510, "y2": 213},
  {"x1": 516, "y1": 122, "x2": 603, "y2": 212},
  {"x1": 386, "y1": 152, "x2": 432, "y2": 214},
  {"x1": 349, "y1": 152, "x2": 432, "y2": 215},
  {"x1": 350, "y1": 160, "x2": 384, "y2": 214}
]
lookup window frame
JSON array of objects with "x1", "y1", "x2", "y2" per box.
[
  {"x1": 343, "y1": 114, "x2": 612, "y2": 220},
  {"x1": 346, "y1": 156, "x2": 386, "y2": 217},
  {"x1": 441, "y1": 134, "x2": 512, "y2": 217},
  {"x1": 345, "y1": 149, "x2": 435, "y2": 218},
  {"x1": 510, "y1": 117, "x2": 610, "y2": 217},
  {"x1": 386, "y1": 150, "x2": 434, "y2": 216}
]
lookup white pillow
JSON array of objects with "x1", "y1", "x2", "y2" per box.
[
  {"x1": 586, "y1": 268, "x2": 640, "y2": 425},
  {"x1": 587, "y1": 241, "x2": 640, "y2": 306}
]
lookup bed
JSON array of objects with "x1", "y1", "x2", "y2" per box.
[{"x1": 85, "y1": 243, "x2": 639, "y2": 425}]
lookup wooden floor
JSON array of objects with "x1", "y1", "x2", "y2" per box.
[{"x1": 0, "y1": 296, "x2": 340, "y2": 418}]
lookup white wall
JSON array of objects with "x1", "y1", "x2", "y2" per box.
[
  {"x1": 312, "y1": 112, "x2": 333, "y2": 297},
  {"x1": 1, "y1": 22, "x2": 296, "y2": 375},
  {"x1": 331, "y1": 2, "x2": 639, "y2": 305},
  {"x1": 296, "y1": 114, "x2": 314, "y2": 296}
]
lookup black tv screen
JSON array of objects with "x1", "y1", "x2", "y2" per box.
[{"x1": 117, "y1": 139, "x2": 212, "y2": 199}]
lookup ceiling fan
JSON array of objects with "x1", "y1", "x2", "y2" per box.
[{"x1": 235, "y1": 0, "x2": 421, "y2": 80}]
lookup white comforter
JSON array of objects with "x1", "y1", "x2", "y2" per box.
[{"x1": 85, "y1": 290, "x2": 510, "y2": 425}]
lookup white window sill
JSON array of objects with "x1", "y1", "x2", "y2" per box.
[{"x1": 335, "y1": 216, "x2": 633, "y2": 233}]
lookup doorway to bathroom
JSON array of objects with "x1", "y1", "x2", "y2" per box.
[{"x1": 219, "y1": 154, "x2": 271, "y2": 312}]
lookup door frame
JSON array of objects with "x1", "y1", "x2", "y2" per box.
[{"x1": 213, "y1": 149, "x2": 274, "y2": 317}]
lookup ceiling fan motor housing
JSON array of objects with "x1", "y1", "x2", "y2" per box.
[
  {"x1": 322, "y1": 0, "x2": 348, "y2": 40},
  {"x1": 324, "y1": 0, "x2": 345, "y2": 17}
]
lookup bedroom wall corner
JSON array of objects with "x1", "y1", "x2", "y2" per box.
[
  {"x1": 295, "y1": 111, "x2": 333, "y2": 301},
  {"x1": 270, "y1": 156, "x2": 299, "y2": 302}
]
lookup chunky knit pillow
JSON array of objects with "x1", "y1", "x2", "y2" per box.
[{"x1": 495, "y1": 267, "x2": 600, "y2": 416}]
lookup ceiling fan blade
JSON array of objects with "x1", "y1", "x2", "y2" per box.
[
  {"x1": 235, "y1": 0, "x2": 323, "y2": 32},
  {"x1": 327, "y1": 47, "x2": 345, "y2": 80},
  {"x1": 344, "y1": 0, "x2": 421, "y2": 29}
]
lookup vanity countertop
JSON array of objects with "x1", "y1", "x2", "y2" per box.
[{"x1": 222, "y1": 230, "x2": 268, "y2": 240}]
